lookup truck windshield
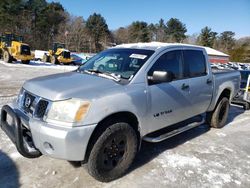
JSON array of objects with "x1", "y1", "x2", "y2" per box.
[{"x1": 78, "y1": 48, "x2": 154, "y2": 80}]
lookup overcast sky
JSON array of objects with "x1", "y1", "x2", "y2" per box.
[{"x1": 48, "y1": 0, "x2": 250, "y2": 39}]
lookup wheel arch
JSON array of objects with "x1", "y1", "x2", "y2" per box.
[
  {"x1": 218, "y1": 88, "x2": 231, "y2": 101},
  {"x1": 83, "y1": 111, "x2": 141, "y2": 163},
  {"x1": 208, "y1": 88, "x2": 232, "y2": 112}
]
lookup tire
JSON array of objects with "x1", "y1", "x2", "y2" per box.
[
  {"x1": 51, "y1": 56, "x2": 58, "y2": 64},
  {"x1": 243, "y1": 102, "x2": 250, "y2": 110},
  {"x1": 42, "y1": 54, "x2": 49, "y2": 62},
  {"x1": 206, "y1": 97, "x2": 230, "y2": 128},
  {"x1": 88, "y1": 123, "x2": 138, "y2": 182},
  {"x1": 3, "y1": 50, "x2": 12, "y2": 63},
  {"x1": 21, "y1": 60, "x2": 30, "y2": 64}
]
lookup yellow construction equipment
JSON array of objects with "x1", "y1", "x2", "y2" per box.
[
  {"x1": 42, "y1": 42, "x2": 73, "y2": 64},
  {"x1": 0, "y1": 33, "x2": 34, "y2": 64}
]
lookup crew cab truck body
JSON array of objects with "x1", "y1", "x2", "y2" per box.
[{"x1": 1, "y1": 42, "x2": 240, "y2": 182}]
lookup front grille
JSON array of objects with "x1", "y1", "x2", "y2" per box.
[
  {"x1": 36, "y1": 100, "x2": 49, "y2": 118},
  {"x1": 20, "y1": 90, "x2": 49, "y2": 119},
  {"x1": 63, "y1": 51, "x2": 70, "y2": 59}
]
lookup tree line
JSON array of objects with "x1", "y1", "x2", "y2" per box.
[{"x1": 0, "y1": 0, "x2": 249, "y2": 62}]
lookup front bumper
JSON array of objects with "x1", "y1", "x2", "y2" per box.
[{"x1": 0, "y1": 104, "x2": 96, "y2": 161}]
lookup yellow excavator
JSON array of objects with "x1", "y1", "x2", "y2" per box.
[
  {"x1": 0, "y1": 33, "x2": 34, "y2": 64},
  {"x1": 42, "y1": 42, "x2": 73, "y2": 64}
]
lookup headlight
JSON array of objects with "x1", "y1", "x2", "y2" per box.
[
  {"x1": 46, "y1": 99, "x2": 91, "y2": 124},
  {"x1": 17, "y1": 88, "x2": 24, "y2": 107}
]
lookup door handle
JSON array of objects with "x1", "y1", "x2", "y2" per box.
[
  {"x1": 181, "y1": 83, "x2": 189, "y2": 90},
  {"x1": 207, "y1": 79, "x2": 212, "y2": 84}
]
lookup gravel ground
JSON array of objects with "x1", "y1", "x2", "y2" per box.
[{"x1": 0, "y1": 61, "x2": 250, "y2": 188}]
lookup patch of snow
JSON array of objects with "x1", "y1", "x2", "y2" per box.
[
  {"x1": 73, "y1": 177, "x2": 79, "y2": 183},
  {"x1": 52, "y1": 171, "x2": 57, "y2": 175},
  {"x1": 234, "y1": 180, "x2": 241, "y2": 185},
  {"x1": 115, "y1": 42, "x2": 229, "y2": 58},
  {"x1": 9, "y1": 152, "x2": 22, "y2": 160},
  {"x1": 158, "y1": 153, "x2": 201, "y2": 168},
  {"x1": 216, "y1": 132, "x2": 226, "y2": 137},
  {"x1": 0, "y1": 60, "x2": 77, "y2": 71},
  {"x1": 224, "y1": 147, "x2": 234, "y2": 152},
  {"x1": 211, "y1": 161, "x2": 224, "y2": 168},
  {"x1": 0, "y1": 72, "x2": 12, "y2": 80},
  {"x1": 203, "y1": 170, "x2": 232, "y2": 185},
  {"x1": 203, "y1": 46, "x2": 229, "y2": 57},
  {"x1": 44, "y1": 169, "x2": 50, "y2": 175},
  {"x1": 115, "y1": 42, "x2": 208, "y2": 51},
  {"x1": 209, "y1": 146, "x2": 216, "y2": 152}
]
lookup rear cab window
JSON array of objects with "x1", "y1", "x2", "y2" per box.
[{"x1": 183, "y1": 50, "x2": 207, "y2": 78}]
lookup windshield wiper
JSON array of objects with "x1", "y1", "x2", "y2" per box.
[{"x1": 83, "y1": 69, "x2": 121, "y2": 82}]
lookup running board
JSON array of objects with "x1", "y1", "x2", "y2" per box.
[{"x1": 143, "y1": 118, "x2": 205, "y2": 143}]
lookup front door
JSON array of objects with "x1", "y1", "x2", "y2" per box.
[{"x1": 146, "y1": 49, "x2": 193, "y2": 133}]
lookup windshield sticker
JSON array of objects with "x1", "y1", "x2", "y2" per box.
[{"x1": 129, "y1": 54, "x2": 147, "y2": 59}]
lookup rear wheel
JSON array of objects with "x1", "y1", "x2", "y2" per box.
[
  {"x1": 88, "y1": 123, "x2": 138, "y2": 182},
  {"x1": 51, "y1": 56, "x2": 58, "y2": 64},
  {"x1": 21, "y1": 60, "x2": 30, "y2": 64},
  {"x1": 3, "y1": 50, "x2": 12, "y2": 63},
  {"x1": 42, "y1": 54, "x2": 49, "y2": 62},
  {"x1": 206, "y1": 97, "x2": 230, "y2": 128}
]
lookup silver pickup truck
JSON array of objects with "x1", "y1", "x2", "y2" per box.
[{"x1": 1, "y1": 42, "x2": 240, "y2": 182}]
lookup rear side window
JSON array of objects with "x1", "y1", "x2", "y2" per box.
[
  {"x1": 183, "y1": 50, "x2": 206, "y2": 77},
  {"x1": 148, "y1": 50, "x2": 183, "y2": 80}
]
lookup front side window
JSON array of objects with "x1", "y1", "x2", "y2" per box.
[
  {"x1": 183, "y1": 50, "x2": 206, "y2": 77},
  {"x1": 148, "y1": 50, "x2": 183, "y2": 80},
  {"x1": 79, "y1": 48, "x2": 154, "y2": 80}
]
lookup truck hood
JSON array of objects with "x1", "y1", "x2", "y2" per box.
[{"x1": 23, "y1": 72, "x2": 122, "y2": 101}]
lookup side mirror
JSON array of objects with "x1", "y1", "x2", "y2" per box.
[{"x1": 151, "y1": 71, "x2": 174, "y2": 84}]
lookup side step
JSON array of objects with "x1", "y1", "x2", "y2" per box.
[{"x1": 143, "y1": 117, "x2": 205, "y2": 143}]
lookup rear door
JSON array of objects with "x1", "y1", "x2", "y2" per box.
[{"x1": 182, "y1": 48, "x2": 213, "y2": 115}]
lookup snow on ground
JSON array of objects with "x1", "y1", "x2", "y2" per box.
[
  {"x1": 0, "y1": 61, "x2": 250, "y2": 188},
  {"x1": 0, "y1": 60, "x2": 77, "y2": 70}
]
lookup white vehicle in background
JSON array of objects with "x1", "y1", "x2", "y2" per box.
[{"x1": 34, "y1": 50, "x2": 48, "y2": 61}]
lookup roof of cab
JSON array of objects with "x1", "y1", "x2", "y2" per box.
[
  {"x1": 114, "y1": 42, "x2": 229, "y2": 57},
  {"x1": 114, "y1": 42, "x2": 203, "y2": 51}
]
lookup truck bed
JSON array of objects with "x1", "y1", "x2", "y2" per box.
[{"x1": 207, "y1": 69, "x2": 240, "y2": 111}]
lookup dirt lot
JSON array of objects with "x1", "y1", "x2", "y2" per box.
[{"x1": 0, "y1": 61, "x2": 250, "y2": 188}]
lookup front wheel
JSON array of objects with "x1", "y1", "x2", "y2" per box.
[
  {"x1": 206, "y1": 97, "x2": 229, "y2": 128},
  {"x1": 88, "y1": 123, "x2": 138, "y2": 182},
  {"x1": 3, "y1": 50, "x2": 12, "y2": 63}
]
